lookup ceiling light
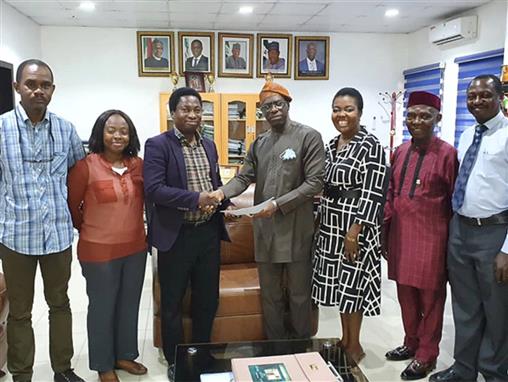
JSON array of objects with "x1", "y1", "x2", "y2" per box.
[
  {"x1": 239, "y1": 6, "x2": 253, "y2": 15},
  {"x1": 385, "y1": 9, "x2": 399, "y2": 17},
  {"x1": 79, "y1": 1, "x2": 95, "y2": 11}
]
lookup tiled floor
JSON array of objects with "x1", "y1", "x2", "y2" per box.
[{"x1": 2, "y1": 253, "x2": 477, "y2": 382}]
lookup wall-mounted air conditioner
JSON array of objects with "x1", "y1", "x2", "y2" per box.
[{"x1": 429, "y1": 15, "x2": 477, "y2": 46}]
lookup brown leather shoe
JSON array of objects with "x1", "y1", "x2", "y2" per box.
[
  {"x1": 115, "y1": 359, "x2": 148, "y2": 375},
  {"x1": 401, "y1": 359, "x2": 436, "y2": 380},
  {"x1": 98, "y1": 371, "x2": 119, "y2": 382}
]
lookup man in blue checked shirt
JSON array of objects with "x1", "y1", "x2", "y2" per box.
[{"x1": 0, "y1": 59, "x2": 85, "y2": 382}]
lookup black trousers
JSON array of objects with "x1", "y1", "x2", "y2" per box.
[{"x1": 157, "y1": 217, "x2": 221, "y2": 365}]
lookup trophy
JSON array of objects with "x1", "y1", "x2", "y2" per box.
[
  {"x1": 169, "y1": 72, "x2": 179, "y2": 91},
  {"x1": 206, "y1": 73, "x2": 216, "y2": 93},
  {"x1": 264, "y1": 71, "x2": 274, "y2": 83}
]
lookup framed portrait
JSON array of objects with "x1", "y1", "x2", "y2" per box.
[
  {"x1": 178, "y1": 31, "x2": 214, "y2": 74},
  {"x1": 184, "y1": 72, "x2": 206, "y2": 92},
  {"x1": 218, "y1": 33, "x2": 254, "y2": 78},
  {"x1": 257, "y1": 33, "x2": 292, "y2": 79},
  {"x1": 136, "y1": 31, "x2": 174, "y2": 77},
  {"x1": 294, "y1": 36, "x2": 330, "y2": 80}
]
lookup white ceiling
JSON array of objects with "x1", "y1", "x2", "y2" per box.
[{"x1": 5, "y1": 0, "x2": 491, "y2": 33}]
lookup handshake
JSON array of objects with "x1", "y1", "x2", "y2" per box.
[{"x1": 198, "y1": 189, "x2": 225, "y2": 214}]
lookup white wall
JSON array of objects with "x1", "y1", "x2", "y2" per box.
[
  {"x1": 0, "y1": 0, "x2": 41, "y2": 70},
  {"x1": 41, "y1": 26, "x2": 408, "y2": 151},
  {"x1": 405, "y1": 0, "x2": 507, "y2": 145},
  {"x1": 4, "y1": 0, "x2": 508, "y2": 153}
]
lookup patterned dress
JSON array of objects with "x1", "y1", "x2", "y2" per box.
[{"x1": 312, "y1": 127, "x2": 387, "y2": 316}]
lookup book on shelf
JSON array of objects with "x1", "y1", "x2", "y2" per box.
[
  {"x1": 231, "y1": 352, "x2": 337, "y2": 382},
  {"x1": 200, "y1": 124, "x2": 215, "y2": 140},
  {"x1": 202, "y1": 103, "x2": 214, "y2": 116}
]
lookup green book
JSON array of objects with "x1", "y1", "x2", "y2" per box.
[{"x1": 248, "y1": 363, "x2": 292, "y2": 381}]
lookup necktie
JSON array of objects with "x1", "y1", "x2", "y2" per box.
[
  {"x1": 193, "y1": 58, "x2": 198, "y2": 67},
  {"x1": 452, "y1": 124, "x2": 488, "y2": 211}
]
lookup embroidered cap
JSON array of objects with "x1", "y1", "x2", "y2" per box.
[
  {"x1": 259, "y1": 81, "x2": 292, "y2": 103},
  {"x1": 263, "y1": 41, "x2": 280, "y2": 52}
]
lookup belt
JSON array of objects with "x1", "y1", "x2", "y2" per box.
[
  {"x1": 323, "y1": 185, "x2": 361, "y2": 200},
  {"x1": 182, "y1": 219, "x2": 212, "y2": 228},
  {"x1": 458, "y1": 210, "x2": 508, "y2": 226}
]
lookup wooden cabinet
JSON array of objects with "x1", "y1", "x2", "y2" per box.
[{"x1": 159, "y1": 92, "x2": 268, "y2": 165}]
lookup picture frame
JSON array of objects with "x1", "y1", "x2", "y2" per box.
[
  {"x1": 294, "y1": 36, "x2": 330, "y2": 80},
  {"x1": 136, "y1": 31, "x2": 174, "y2": 77},
  {"x1": 218, "y1": 32, "x2": 254, "y2": 78},
  {"x1": 178, "y1": 31, "x2": 215, "y2": 74},
  {"x1": 184, "y1": 72, "x2": 206, "y2": 92},
  {"x1": 257, "y1": 33, "x2": 292, "y2": 79}
]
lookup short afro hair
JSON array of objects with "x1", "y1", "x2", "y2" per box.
[
  {"x1": 168, "y1": 87, "x2": 202, "y2": 113},
  {"x1": 16, "y1": 59, "x2": 54, "y2": 83},
  {"x1": 332, "y1": 87, "x2": 364, "y2": 112},
  {"x1": 468, "y1": 74, "x2": 503, "y2": 97}
]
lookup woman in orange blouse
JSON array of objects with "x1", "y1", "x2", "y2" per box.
[{"x1": 68, "y1": 110, "x2": 147, "y2": 382}]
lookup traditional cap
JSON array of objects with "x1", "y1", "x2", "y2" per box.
[
  {"x1": 407, "y1": 91, "x2": 441, "y2": 111},
  {"x1": 264, "y1": 41, "x2": 280, "y2": 52},
  {"x1": 259, "y1": 81, "x2": 292, "y2": 103},
  {"x1": 232, "y1": 43, "x2": 241, "y2": 50}
]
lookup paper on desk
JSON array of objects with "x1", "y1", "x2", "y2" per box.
[{"x1": 220, "y1": 197, "x2": 274, "y2": 217}]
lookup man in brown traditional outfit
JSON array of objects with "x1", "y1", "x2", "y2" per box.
[{"x1": 211, "y1": 82, "x2": 325, "y2": 339}]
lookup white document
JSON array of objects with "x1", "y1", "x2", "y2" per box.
[
  {"x1": 220, "y1": 197, "x2": 274, "y2": 217},
  {"x1": 200, "y1": 371, "x2": 235, "y2": 382}
]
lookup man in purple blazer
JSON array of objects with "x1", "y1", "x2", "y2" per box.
[{"x1": 143, "y1": 87, "x2": 229, "y2": 381}]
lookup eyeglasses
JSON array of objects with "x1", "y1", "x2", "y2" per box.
[
  {"x1": 15, "y1": 109, "x2": 55, "y2": 164},
  {"x1": 260, "y1": 100, "x2": 287, "y2": 115}
]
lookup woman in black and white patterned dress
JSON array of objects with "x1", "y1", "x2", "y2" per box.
[{"x1": 312, "y1": 87, "x2": 386, "y2": 362}]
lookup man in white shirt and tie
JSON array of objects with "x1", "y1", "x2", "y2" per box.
[
  {"x1": 184, "y1": 39, "x2": 209, "y2": 72},
  {"x1": 298, "y1": 42, "x2": 325, "y2": 75},
  {"x1": 430, "y1": 74, "x2": 508, "y2": 382}
]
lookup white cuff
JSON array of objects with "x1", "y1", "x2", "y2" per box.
[{"x1": 501, "y1": 233, "x2": 508, "y2": 254}]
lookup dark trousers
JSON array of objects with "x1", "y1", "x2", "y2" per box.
[
  {"x1": 448, "y1": 214, "x2": 508, "y2": 381},
  {"x1": 397, "y1": 283, "x2": 446, "y2": 363},
  {"x1": 80, "y1": 252, "x2": 147, "y2": 372},
  {"x1": 0, "y1": 244, "x2": 73, "y2": 380},
  {"x1": 257, "y1": 260, "x2": 312, "y2": 340},
  {"x1": 157, "y1": 218, "x2": 221, "y2": 365}
]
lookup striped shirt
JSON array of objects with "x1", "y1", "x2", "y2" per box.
[
  {"x1": 0, "y1": 104, "x2": 86, "y2": 255},
  {"x1": 174, "y1": 127, "x2": 213, "y2": 222}
]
